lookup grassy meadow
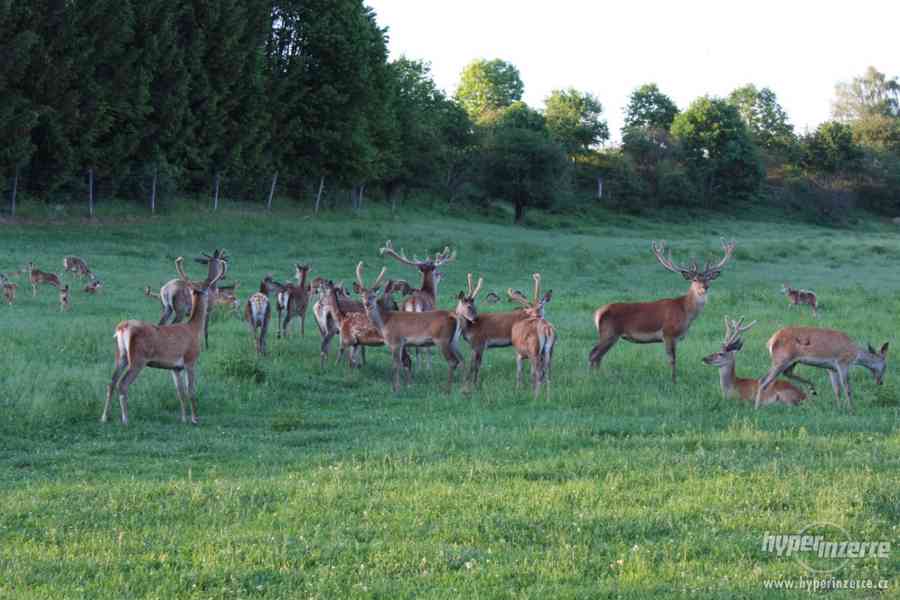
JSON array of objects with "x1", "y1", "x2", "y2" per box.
[{"x1": 0, "y1": 199, "x2": 899, "y2": 598}]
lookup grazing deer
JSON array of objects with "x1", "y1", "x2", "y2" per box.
[
  {"x1": 103, "y1": 255, "x2": 226, "y2": 425},
  {"x1": 703, "y1": 317, "x2": 805, "y2": 407},
  {"x1": 357, "y1": 262, "x2": 463, "y2": 392},
  {"x1": 2, "y1": 282, "x2": 17, "y2": 305},
  {"x1": 27, "y1": 262, "x2": 61, "y2": 297},
  {"x1": 380, "y1": 240, "x2": 456, "y2": 369},
  {"x1": 63, "y1": 255, "x2": 92, "y2": 278},
  {"x1": 589, "y1": 238, "x2": 736, "y2": 383},
  {"x1": 83, "y1": 278, "x2": 103, "y2": 294},
  {"x1": 59, "y1": 284, "x2": 70, "y2": 311},
  {"x1": 782, "y1": 283, "x2": 818, "y2": 317},
  {"x1": 211, "y1": 282, "x2": 240, "y2": 315},
  {"x1": 508, "y1": 274, "x2": 556, "y2": 396},
  {"x1": 756, "y1": 327, "x2": 888, "y2": 412},
  {"x1": 276, "y1": 264, "x2": 311, "y2": 338},
  {"x1": 244, "y1": 280, "x2": 271, "y2": 356}
]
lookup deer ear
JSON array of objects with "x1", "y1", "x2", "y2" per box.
[
  {"x1": 868, "y1": 343, "x2": 877, "y2": 354},
  {"x1": 705, "y1": 271, "x2": 721, "y2": 281},
  {"x1": 543, "y1": 290, "x2": 552, "y2": 303},
  {"x1": 682, "y1": 272, "x2": 694, "y2": 281},
  {"x1": 881, "y1": 342, "x2": 890, "y2": 356},
  {"x1": 458, "y1": 291, "x2": 465, "y2": 300}
]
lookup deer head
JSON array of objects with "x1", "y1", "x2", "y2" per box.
[
  {"x1": 507, "y1": 273, "x2": 552, "y2": 319},
  {"x1": 379, "y1": 240, "x2": 456, "y2": 274},
  {"x1": 703, "y1": 316, "x2": 757, "y2": 367},
  {"x1": 455, "y1": 273, "x2": 483, "y2": 323},
  {"x1": 652, "y1": 238, "x2": 736, "y2": 297}
]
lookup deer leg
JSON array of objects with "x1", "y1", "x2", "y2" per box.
[
  {"x1": 468, "y1": 348, "x2": 485, "y2": 388},
  {"x1": 828, "y1": 370, "x2": 842, "y2": 405},
  {"x1": 426, "y1": 347, "x2": 433, "y2": 370},
  {"x1": 204, "y1": 311, "x2": 210, "y2": 349},
  {"x1": 116, "y1": 364, "x2": 144, "y2": 425},
  {"x1": 589, "y1": 334, "x2": 619, "y2": 369},
  {"x1": 441, "y1": 343, "x2": 462, "y2": 393},
  {"x1": 186, "y1": 367, "x2": 199, "y2": 425},
  {"x1": 783, "y1": 365, "x2": 817, "y2": 396},
  {"x1": 392, "y1": 344, "x2": 406, "y2": 392},
  {"x1": 171, "y1": 369, "x2": 188, "y2": 423},
  {"x1": 260, "y1": 320, "x2": 269, "y2": 356},
  {"x1": 32, "y1": 283, "x2": 37, "y2": 297},
  {"x1": 103, "y1": 358, "x2": 128, "y2": 423},
  {"x1": 300, "y1": 314, "x2": 305, "y2": 337},
  {"x1": 664, "y1": 337, "x2": 677, "y2": 384},
  {"x1": 531, "y1": 355, "x2": 541, "y2": 398},
  {"x1": 838, "y1": 366, "x2": 853, "y2": 413},
  {"x1": 756, "y1": 361, "x2": 794, "y2": 409},
  {"x1": 281, "y1": 313, "x2": 291, "y2": 339},
  {"x1": 516, "y1": 354, "x2": 524, "y2": 389},
  {"x1": 402, "y1": 348, "x2": 413, "y2": 384}
]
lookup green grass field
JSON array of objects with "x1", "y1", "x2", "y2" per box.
[{"x1": 1, "y1": 201, "x2": 898, "y2": 598}]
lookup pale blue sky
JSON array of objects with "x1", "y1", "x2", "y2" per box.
[{"x1": 366, "y1": 1, "x2": 900, "y2": 143}]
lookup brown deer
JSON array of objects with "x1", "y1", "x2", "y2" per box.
[
  {"x1": 508, "y1": 274, "x2": 556, "y2": 397},
  {"x1": 756, "y1": 327, "x2": 888, "y2": 412},
  {"x1": 782, "y1": 283, "x2": 818, "y2": 317},
  {"x1": 273, "y1": 264, "x2": 311, "y2": 338},
  {"x1": 357, "y1": 262, "x2": 464, "y2": 392},
  {"x1": 59, "y1": 284, "x2": 70, "y2": 312},
  {"x1": 211, "y1": 282, "x2": 240, "y2": 315},
  {"x1": 103, "y1": 255, "x2": 226, "y2": 425},
  {"x1": 27, "y1": 262, "x2": 61, "y2": 297},
  {"x1": 380, "y1": 240, "x2": 456, "y2": 369},
  {"x1": 63, "y1": 255, "x2": 92, "y2": 278},
  {"x1": 83, "y1": 278, "x2": 103, "y2": 294},
  {"x1": 244, "y1": 280, "x2": 271, "y2": 356},
  {"x1": 589, "y1": 238, "x2": 736, "y2": 383},
  {"x1": 2, "y1": 282, "x2": 17, "y2": 305},
  {"x1": 702, "y1": 317, "x2": 805, "y2": 407}
]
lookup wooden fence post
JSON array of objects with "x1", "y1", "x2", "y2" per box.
[
  {"x1": 314, "y1": 175, "x2": 325, "y2": 214},
  {"x1": 88, "y1": 168, "x2": 94, "y2": 217},
  {"x1": 267, "y1": 172, "x2": 278, "y2": 211},
  {"x1": 213, "y1": 172, "x2": 220, "y2": 211},
  {"x1": 10, "y1": 165, "x2": 18, "y2": 217},
  {"x1": 150, "y1": 165, "x2": 158, "y2": 214}
]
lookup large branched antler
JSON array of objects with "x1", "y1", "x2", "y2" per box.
[
  {"x1": 356, "y1": 261, "x2": 387, "y2": 291},
  {"x1": 701, "y1": 238, "x2": 736, "y2": 280},
  {"x1": 466, "y1": 273, "x2": 484, "y2": 299},
  {"x1": 432, "y1": 246, "x2": 456, "y2": 268},
  {"x1": 723, "y1": 315, "x2": 756, "y2": 349},
  {"x1": 651, "y1": 240, "x2": 698, "y2": 278},
  {"x1": 380, "y1": 240, "x2": 420, "y2": 268},
  {"x1": 507, "y1": 288, "x2": 532, "y2": 308}
]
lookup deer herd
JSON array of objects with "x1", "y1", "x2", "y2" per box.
[{"x1": 3, "y1": 237, "x2": 890, "y2": 424}]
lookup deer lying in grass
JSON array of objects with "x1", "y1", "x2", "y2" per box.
[
  {"x1": 589, "y1": 238, "x2": 736, "y2": 383},
  {"x1": 276, "y1": 264, "x2": 312, "y2": 338},
  {"x1": 782, "y1": 283, "x2": 818, "y2": 317},
  {"x1": 2, "y1": 282, "x2": 17, "y2": 305},
  {"x1": 83, "y1": 277, "x2": 103, "y2": 294},
  {"x1": 27, "y1": 262, "x2": 61, "y2": 297},
  {"x1": 244, "y1": 280, "x2": 271, "y2": 356},
  {"x1": 358, "y1": 262, "x2": 464, "y2": 392},
  {"x1": 211, "y1": 282, "x2": 240, "y2": 315},
  {"x1": 103, "y1": 255, "x2": 226, "y2": 424},
  {"x1": 59, "y1": 284, "x2": 70, "y2": 312},
  {"x1": 509, "y1": 274, "x2": 556, "y2": 397},
  {"x1": 756, "y1": 327, "x2": 888, "y2": 412},
  {"x1": 63, "y1": 255, "x2": 92, "y2": 278},
  {"x1": 703, "y1": 317, "x2": 805, "y2": 407},
  {"x1": 380, "y1": 240, "x2": 456, "y2": 370}
]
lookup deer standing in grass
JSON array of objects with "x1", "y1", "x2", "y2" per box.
[
  {"x1": 244, "y1": 280, "x2": 271, "y2": 356},
  {"x1": 782, "y1": 283, "x2": 818, "y2": 317},
  {"x1": 756, "y1": 327, "x2": 888, "y2": 412},
  {"x1": 27, "y1": 262, "x2": 61, "y2": 297},
  {"x1": 380, "y1": 241, "x2": 456, "y2": 370},
  {"x1": 59, "y1": 285, "x2": 70, "y2": 312},
  {"x1": 270, "y1": 264, "x2": 311, "y2": 338},
  {"x1": 2, "y1": 282, "x2": 16, "y2": 305},
  {"x1": 589, "y1": 238, "x2": 736, "y2": 383},
  {"x1": 357, "y1": 262, "x2": 464, "y2": 392},
  {"x1": 103, "y1": 255, "x2": 226, "y2": 425},
  {"x1": 703, "y1": 317, "x2": 805, "y2": 407},
  {"x1": 63, "y1": 255, "x2": 92, "y2": 279},
  {"x1": 83, "y1": 277, "x2": 103, "y2": 294},
  {"x1": 509, "y1": 274, "x2": 556, "y2": 396}
]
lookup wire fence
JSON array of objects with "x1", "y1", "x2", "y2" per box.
[{"x1": 0, "y1": 164, "x2": 375, "y2": 219}]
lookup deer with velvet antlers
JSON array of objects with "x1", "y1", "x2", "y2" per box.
[
  {"x1": 103, "y1": 254, "x2": 226, "y2": 425},
  {"x1": 756, "y1": 327, "x2": 888, "y2": 412},
  {"x1": 589, "y1": 238, "x2": 736, "y2": 383},
  {"x1": 509, "y1": 274, "x2": 556, "y2": 397},
  {"x1": 379, "y1": 240, "x2": 455, "y2": 369},
  {"x1": 357, "y1": 262, "x2": 464, "y2": 392},
  {"x1": 703, "y1": 317, "x2": 805, "y2": 407}
]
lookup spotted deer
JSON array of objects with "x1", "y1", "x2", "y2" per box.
[
  {"x1": 756, "y1": 327, "x2": 888, "y2": 412},
  {"x1": 59, "y1": 284, "x2": 70, "y2": 312},
  {"x1": 357, "y1": 262, "x2": 463, "y2": 392},
  {"x1": 2, "y1": 282, "x2": 17, "y2": 305},
  {"x1": 83, "y1": 278, "x2": 103, "y2": 294},
  {"x1": 63, "y1": 255, "x2": 92, "y2": 278},
  {"x1": 702, "y1": 317, "x2": 805, "y2": 407},
  {"x1": 272, "y1": 264, "x2": 311, "y2": 338},
  {"x1": 103, "y1": 255, "x2": 226, "y2": 425},
  {"x1": 244, "y1": 280, "x2": 271, "y2": 355},
  {"x1": 27, "y1": 262, "x2": 61, "y2": 297},
  {"x1": 782, "y1": 283, "x2": 818, "y2": 317},
  {"x1": 589, "y1": 238, "x2": 736, "y2": 383},
  {"x1": 508, "y1": 274, "x2": 556, "y2": 397},
  {"x1": 379, "y1": 241, "x2": 456, "y2": 369}
]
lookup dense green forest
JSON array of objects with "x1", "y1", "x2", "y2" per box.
[{"x1": 1, "y1": 1, "x2": 899, "y2": 223}]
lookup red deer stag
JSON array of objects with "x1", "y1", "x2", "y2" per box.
[
  {"x1": 379, "y1": 240, "x2": 456, "y2": 369},
  {"x1": 702, "y1": 317, "x2": 804, "y2": 407},
  {"x1": 27, "y1": 262, "x2": 61, "y2": 297},
  {"x1": 244, "y1": 280, "x2": 271, "y2": 355},
  {"x1": 508, "y1": 274, "x2": 556, "y2": 397},
  {"x1": 589, "y1": 238, "x2": 736, "y2": 383},
  {"x1": 782, "y1": 283, "x2": 818, "y2": 317},
  {"x1": 103, "y1": 255, "x2": 226, "y2": 424},
  {"x1": 756, "y1": 327, "x2": 888, "y2": 412},
  {"x1": 357, "y1": 262, "x2": 463, "y2": 392}
]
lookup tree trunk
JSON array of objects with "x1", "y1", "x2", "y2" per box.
[
  {"x1": 514, "y1": 200, "x2": 525, "y2": 225},
  {"x1": 87, "y1": 168, "x2": 94, "y2": 218},
  {"x1": 150, "y1": 165, "x2": 158, "y2": 214},
  {"x1": 213, "y1": 172, "x2": 221, "y2": 211},
  {"x1": 10, "y1": 165, "x2": 18, "y2": 217},
  {"x1": 314, "y1": 175, "x2": 325, "y2": 214},
  {"x1": 266, "y1": 172, "x2": 278, "y2": 210}
]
